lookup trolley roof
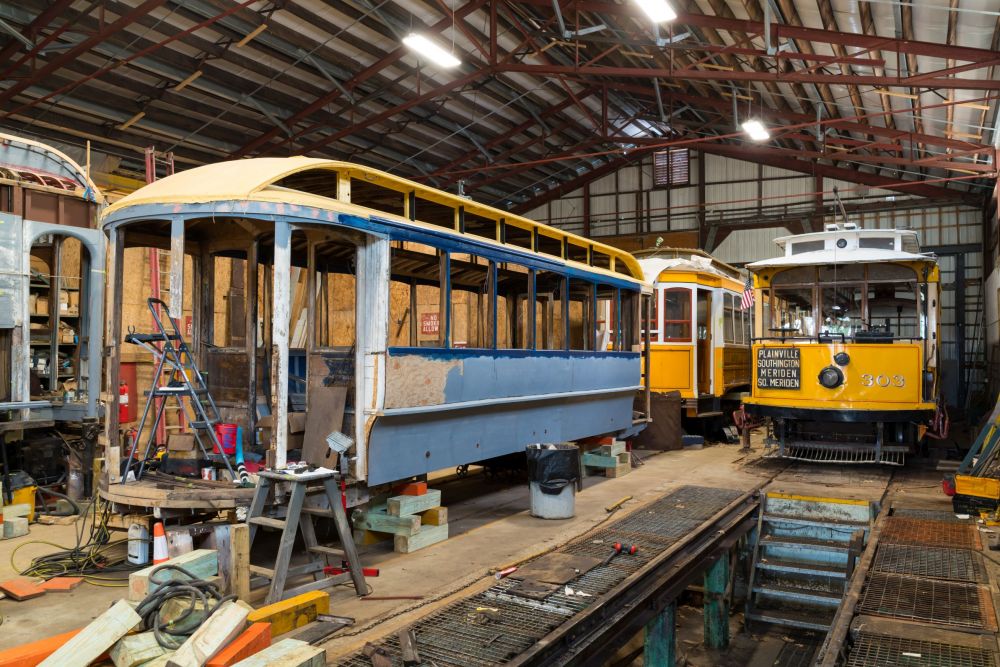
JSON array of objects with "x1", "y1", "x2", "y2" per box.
[
  {"x1": 102, "y1": 157, "x2": 643, "y2": 281},
  {"x1": 0, "y1": 132, "x2": 104, "y2": 204},
  {"x1": 747, "y1": 226, "x2": 935, "y2": 270},
  {"x1": 634, "y1": 248, "x2": 744, "y2": 284}
]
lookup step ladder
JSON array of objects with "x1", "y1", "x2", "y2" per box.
[
  {"x1": 121, "y1": 297, "x2": 236, "y2": 482},
  {"x1": 246, "y1": 469, "x2": 366, "y2": 604},
  {"x1": 745, "y1": 492, "x2": 874, "y2": 632}
]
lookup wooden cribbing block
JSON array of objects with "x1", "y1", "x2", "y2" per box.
[
  {"x1": 581, "y1": 452, "x2": 627, "y2": 469},
  {"x1": 167, "y1": 600, "x2": 248, "y2": 667},
  {"x1": 392, "y1": 481, "x2": 427, "y2": 496},
  {"x1": 110, "y1": 631, "x2": 168, "y2": 667},
  {"x1": 352, "y1": 509, "x2": 421, "y2": 536},
  {"x1": 605, "y1": 456, "x2": 631, "y2": 478},
  {"x1": 206, "y1": 623, "x2": 271, "y2": 667},
  {"x1": 3, "y1": 518, "x2": 29, "y2": 539},
  {"x1": 129, "y1": 549, "x2": 218, "y2": 601},
  {"x1": 387, "y1": 489, "x2": 441, "y2": 517},
  {"x1": 230, "y1": 639, "x2": 324, "y2": 667},
  {"x1": 39, "y1": 577, "x2": 84, "y2": 592},
  {"x1": 394, "y1": 523, "x2": 449, "y2": 554},
  {"x1": 0, "y1": 578, "x2": 45, "y2": 601},
  {"x1": 246, "y1": 591, "x2": 330, "y2": 637},
  {"x1": 0, "y1": 629, "x2": 81, "y2": 667},
  {"x1": 595, "y1": 441, "x2": 626, "y2": 456},
  {"x1": 353, "y1": 529, "x2": 391, "y2": 546},
  {"x1": 39, "y1": 599, "x2": 141, "y2": 667},
  {"x1": 419, "y1": 506, "x2": 448, "y2": 526}
]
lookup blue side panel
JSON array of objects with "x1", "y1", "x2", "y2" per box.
[
  {"x1": 366, "y1": 392, "x2": 634, "y2": 485},
  {"x1": 388, "y1": 348, "x2": 639, "y2": 404}
]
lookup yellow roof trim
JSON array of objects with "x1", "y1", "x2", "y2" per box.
[{"x1": 102, "y1": 157, "x2": 642, "y2": 280}]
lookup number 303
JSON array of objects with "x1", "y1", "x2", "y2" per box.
[{"x1": 860, "y1": 374, "x2": 904, "y2": 387}]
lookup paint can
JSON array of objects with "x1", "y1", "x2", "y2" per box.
[{"x1": 201, "y1": 467, "x2": 216, "y2": 481}]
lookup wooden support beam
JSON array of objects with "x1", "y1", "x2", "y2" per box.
[
  {"x1": 169, "y1": 216, "x2": 185, "y2": 319},
  {"x1": 246, "y1": 591, "x2": 330, "y2": 637},
  {"x1": 167, "y1": 600, "x2": 248, "y2": 667},
  {"x1": 226, "y1": 639, "x2": 324, "y2": 666},
  {"x1": 271, "y1": 221, "x2": 292, "y2": 469},
  {"x1": 387, "y1": 490, "x2": 442, "y2": 517}
]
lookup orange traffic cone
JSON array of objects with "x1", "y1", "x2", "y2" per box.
[{"x1": 152, "y1": 521, "x2": 169, "y2": 564}]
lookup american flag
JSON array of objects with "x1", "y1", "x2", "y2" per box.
[{"x1": 741, "y1": 275, "x2": 755, "y2": 311}]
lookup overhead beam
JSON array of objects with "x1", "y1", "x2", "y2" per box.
[
  {"x1": 0, "y1": 0, "x2": 170, "y2": 108},
  {"x1": 233, "y1": 0, "x2": 489, "y2": 157},
  {"x1": 499, "y1": 63, "x2": 1000, "y2": 90},
  {"x1": 514, "y1": 0, "x2": 1000, "y2": 63},
  {"x1": 0, "y1": 0, "x2": 76, "y2": 75}
]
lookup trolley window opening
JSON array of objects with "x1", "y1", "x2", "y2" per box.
[{"x1": 662, "y1": 288, "x2": 692, "y2": 342}]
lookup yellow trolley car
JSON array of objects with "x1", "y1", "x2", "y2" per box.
[
  {"x1": 636, "y1": 248, "x2": 751, "y2": 419},
  {"x1": 743, "y1": 224, "x2": 942, "y2": 464}
]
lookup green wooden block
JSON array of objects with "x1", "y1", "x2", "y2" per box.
[
  {"x1": 596, "y1": 441, "x2": 626, "y2": 456},
  {"x1": 129, "y1": 549, "x2": 218, "y2": 601},
  {"x1": 582, "y1": 452, "x2": 619, "y2": 468},
  {"x1": 387, "y1": 489, "x2": 442, "y2": 517},
  {"x1": 352, "y1": 509, "x2": 421, "y2": 536},
  {"x1": 394, "y1": 523, "x2": 449, "y2": 553}
]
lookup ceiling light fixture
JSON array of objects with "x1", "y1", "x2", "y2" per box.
[
  {"x1": 402, "y1": 33, "x2": 461, "y2": 68},
  {"x1": 741, "y1": 119, "x2": 770, "y2": 141},
  {"x1": 634, "y1": 0, "x2": 677, "y2": 23}
]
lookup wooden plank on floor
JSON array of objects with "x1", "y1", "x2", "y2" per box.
[
  {"x1": 394, "y1": 523, "x2": 449, "y2": 554},
  {"x1": 39, "y1": 600, "x2": 141, "y2": 667}
]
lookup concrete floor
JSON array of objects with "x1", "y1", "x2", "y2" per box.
[{"x1": 0, "y1": 435, "x2": 962, "y2": 664}]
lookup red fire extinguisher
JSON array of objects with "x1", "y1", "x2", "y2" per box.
[{"x1": 119, "y1": 381, "x2": 130, "y2": 424}]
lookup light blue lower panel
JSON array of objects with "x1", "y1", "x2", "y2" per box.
[{"x1": 365, "y1": 391, "x2": 634, "y2": 486}]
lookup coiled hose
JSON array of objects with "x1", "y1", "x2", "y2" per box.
[{"x1": 135, "y1": 564, "x2": 237, "y2": 649}]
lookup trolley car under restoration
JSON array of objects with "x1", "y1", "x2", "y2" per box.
[
  {"x1": 743, "y1": 223, "x2": 942, "y2": 464},
  {"x1": 100, "y1": 158, "x2": 650, "y2": 497},
  {"x1": 636, "y1": 248, "x2": 751, "y2": 419}
]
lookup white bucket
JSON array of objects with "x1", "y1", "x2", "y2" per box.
[{"x1": 530, "y1": 481, "x2": 576, "y2": 519}]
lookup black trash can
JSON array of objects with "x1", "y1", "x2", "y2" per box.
[{"x1": 526, "y1": 443, "x2": 579, "y2": 519}]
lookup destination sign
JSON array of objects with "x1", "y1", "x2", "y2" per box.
[{"x1": 757, "y1": 347, "x2": 801, "y2": 390}]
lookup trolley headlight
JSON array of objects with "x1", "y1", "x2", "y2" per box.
[
  {"x1": 833, "y1": 352, "x2": 850, "y2": 366},
  {"x1": 818, "y1": 366, "x2": 844, "y2": 389}
]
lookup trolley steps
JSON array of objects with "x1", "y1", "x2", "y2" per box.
[{"x1": 746, "y1": 492, "x2": 876, "y2": 633}]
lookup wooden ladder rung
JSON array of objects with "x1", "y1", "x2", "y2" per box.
[
  {"x1": 248, "y1": 516, "x2": 286, "y2": 529},
  {"x1": 301, "y1": 507, "x2": 336, "y2": 517},
  {"x1": 308, "y1": 545, "x2": 345, "y2": 557},
  {"x1": 249, "y1": 564, "x2": 275, "y2": 578}
]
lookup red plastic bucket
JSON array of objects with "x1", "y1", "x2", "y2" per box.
[{"x1": 213, "y1": 423, "x2": 238, "y2": 455}]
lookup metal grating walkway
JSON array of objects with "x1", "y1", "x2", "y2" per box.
[
  {"x1": 880, "y1": 516, "x2": 983, "y2": 550},
  {"x1": 891, "y1": 508, "x2": 971, "y2": 523},
  {"x1": 845, "y1": 632, "x2": 998, "y2": 667},
  {"x1": 872, "y1": 544, "x2": 989, "y2": 583},
  {"x1": 339, "y1": 485, "x2": 744, "y2": 666},
  {"x1": 858, "y1": 572, "x2": 998, "y2": 631}
]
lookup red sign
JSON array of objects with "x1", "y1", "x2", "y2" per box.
[{"x1": 420, "y1": 312, "x2": 439, "y2": 335}]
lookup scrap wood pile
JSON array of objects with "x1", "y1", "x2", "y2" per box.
[{"x1": 0, "y1": 544, "x2": 354, "y2": 666}]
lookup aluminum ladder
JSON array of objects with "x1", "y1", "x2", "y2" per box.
[
  {"x1": 246, "y1": 469, "x2": 367, "y2": 604},
  {"x1": 121, "y1": 297, "x2": 236, "y2": 482}
]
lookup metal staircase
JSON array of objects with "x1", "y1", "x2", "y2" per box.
[{"x1": 746, "y1": 492, "x2": 874, "y2": 632}]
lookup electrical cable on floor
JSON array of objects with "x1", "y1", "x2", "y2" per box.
[
  {"x1": 135, "y1": 564, "x2": 236, "y2": 649},
  {"x1": 11, "y1": 496, "x2": 142, "y2": 586}
]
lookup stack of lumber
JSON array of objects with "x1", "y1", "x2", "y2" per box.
[
  {"x1": 352, "y1": 482, "x2": 450, "y2": 553},
  {"x1": 582, "y1": 440, "x2": 631, "y2": 478},
  {"x1": 0, "y1": 588, "x2": 339, "y2": 666}
]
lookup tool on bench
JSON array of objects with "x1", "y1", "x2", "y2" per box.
[{"x1": 602, "y1": 542, "x2": 638, "y2": 566}]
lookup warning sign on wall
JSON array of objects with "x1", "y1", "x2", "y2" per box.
[{"x1": 420, "y1": 312, "x2": 440, "y2": 335}]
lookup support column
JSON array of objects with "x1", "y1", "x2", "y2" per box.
[
  {"x1": 704, "y1": 554, "x2": 730, "y2": 649},
  {"x1": 644, "y1": 601, "x2": 676, "y2": 667},
  {"x1": 271, "y1": 221, "x2": 291, "y2": 469},
  {"x1": 169, "y1": 216, "x2": 185, "y2": 319}
]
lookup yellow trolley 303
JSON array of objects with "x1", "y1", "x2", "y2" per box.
[{"x1": 742, "y1": 223, "x2": 943, "y2": 465}]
